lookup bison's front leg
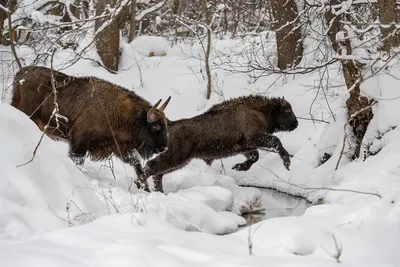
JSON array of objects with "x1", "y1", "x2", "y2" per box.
[
  {"x1": 252, "y1": 134, "x2": 291, "y2": 170},
  {"x1": 152, "y1": 174, "x2": 164, "y2": 193},
  {"x1": 143, "y1": 153, "x2": 188, "y2": 193},
  {"x1": 122, "y1": 150, "x2": 149, "y2": 191},
  {"x1": 232, "y1": 150, "x2": 259, "y2": 171}
]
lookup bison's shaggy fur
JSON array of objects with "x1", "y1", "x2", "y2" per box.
[
  {"x1": 11, "y1": 66, "x2": 171, "y2": 179},
  {"x1": 140, "y1": 95, "x2": 299, "y2": 192}
]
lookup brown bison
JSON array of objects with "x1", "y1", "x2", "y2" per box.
[
  {"x1": 11, "y1": 66, "x2": 171, "y2": 179},
  {"x1": 139, "y1": 95, "x2": 299, "y2": 192}
]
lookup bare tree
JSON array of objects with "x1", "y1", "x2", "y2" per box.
[
  {"x1": 128, "y1": 0, "x2": 136, "y2": 42},
  {"x1": 0, "y1": 0, "x2": 7, "y2": 45},
  {"x1": 95, "y1": 0, "x2": 121, "y2": 72},
  {"x1": 378, "y1": 0, "x2": 400, "y2": 52},
  {"x1": 325, "y1": 1, "x2": 375, "y2": 159},
  {"x1": 270, "y1": 0, "x2": 303, "y2": 69},
  {"x1": 0, "y1": 0, "x2": 17, "y2": 46},
  {"x1": 203, "y1": 0, "x2": 212, "y2": 99}
]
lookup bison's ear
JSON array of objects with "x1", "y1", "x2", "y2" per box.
[
  {"x1": 136, "y1": 108, "x2": 147, "y2": 120},
  {"x1": 271, "y1": 97, "x2": 281, "y2": 108}
]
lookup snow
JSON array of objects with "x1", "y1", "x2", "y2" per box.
[
  {"x1": 0, "y1": 104, "x2": 107, "y2": 239},
  {"x1": 129, "y1": 35, "x2": 169, "y2": 57},
  {"x1": 1, "y1": 27, "x2": 400, "y2": 266}
]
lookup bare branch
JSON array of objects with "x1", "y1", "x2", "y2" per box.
[
  {"x1": 16, "y1": 49, "x2": 68, "y2": 167},
  {"x1": 262, "y1": 166, "x2": 382, "y2": 199}
]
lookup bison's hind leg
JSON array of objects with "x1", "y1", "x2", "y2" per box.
[
  {"x1": 203, "y1": 159, "x2": 213, "y2": 166},
  {"x1": 69, "y1": 142, "x2": 87, "y2": 166},
  {"x1": 68, "y1": 127, "x2": 90, "y2": 167},
  {"x1": 232, "y1": 150, "x2": 259, "y2": 171},
  {"x1": 11, "y1": 85, "x2": 21, "y2": 108}
]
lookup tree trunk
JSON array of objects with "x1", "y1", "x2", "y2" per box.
[
  {"x1": 95, "y1": 0, "x2": 120, "y2": 72},
  {"x1": 128, "y1": 0, "x2": 136, "y2": 42},
  {"x1": 203, "y1": 0, "x2": 212, "y2": 99},
  {"x1": 325, "y1": 1, "x2": 375, "y2": 159},
  {"x1": 377, "y1": 0, "x2": 400, "y2": 52},
  {"x1": 0, "y1": 8, "x2": 6, "y2": 45},
  {"x1": 270, "y1": 0, "x2": 303, "y2": 69},
  {"x1": 70, "y1": 0, "x2": 89, "y2": 20},
  {"x1": 0, "y1": 0, "x2": 16, "y2": 45}
]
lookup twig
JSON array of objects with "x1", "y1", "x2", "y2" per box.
[
  {"x1": 296, "y1": 116, "x2": 330, "y2": 124},
  {"x1": 16, "y1": 49, "x2": 68, "y2": 167},
  {"x1": 321, "y1": 233, "x2": 342, "y2": 263},
  {"x1": 7, "y1": 10, "x2": 22, "y2": 69},
  {"x1": 0, "y1": 4, "x2": 10, "y2": 13},
  {"x1": 248, "y1": 217, "x2": 253, "y2": 255}
]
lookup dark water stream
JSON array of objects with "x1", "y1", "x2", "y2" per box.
[{"x1": 242, "y1": 188, "x2": 312, "y2": 226}]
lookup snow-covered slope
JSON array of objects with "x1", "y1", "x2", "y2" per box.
[
  {"x1": 1, "y1": 34, "x2": 400, "y2": 266},
  {"x1": 0, "y1": 104, "x2": 107, "y2": 239},
  {"x1": 1, "y1": 209, "x2": 399, "y2": 267}
]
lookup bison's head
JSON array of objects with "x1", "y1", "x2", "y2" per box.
[
  {"x1": 272, "y1": 97, "x2": 298, "y2": 132},
  {"x1": 137, "y1": 96, "x2": 171, "y2": 158}
]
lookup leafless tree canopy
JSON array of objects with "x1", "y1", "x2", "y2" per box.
[{"x1": 2, "y1": 0, "x2": 400, "y2": 164}]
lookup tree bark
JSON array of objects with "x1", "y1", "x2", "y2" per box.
[
  {"x1": 128, "y1": 0, "x2": 136, "y2": 42},
  {"x1": 95, "y1": 0, "x2": 120, "y2": 72},
  {"x1": 203, "y1": 0, "x2": 212, "y2": 99},
  {"x1": 70, "y1": 0, "x2": 89, "y2": 20},
  {"x1": 377, "y1": 0, "x2": 400, "y2": 52},
  {"x1": 0, "y1": 0, "x2": 16, "y2": 45},
  {"x1": 270, "y1": 0, "x2": 303, "y2": 69},
  {"x1": 0, "y1": 7, "x2": 6, "y2": 45},
  {"x1": 325, "y1": 1, "x2": 375, "y2": 159}
]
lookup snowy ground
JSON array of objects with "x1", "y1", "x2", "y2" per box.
[{"x1": 1, "y1": 35, "x2": 400, "y2": 266}]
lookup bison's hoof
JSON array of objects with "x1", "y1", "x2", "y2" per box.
[
  {"x1": 71, "y1": 156, "x2": 85, "y2": 167},
  {"x1": 232, "y1": 163, "x2": 250, "y2": 171},
  {"x1": 283, "y1": 156, "x2": 291, "y2": 170},
  {"x1": 134, "y1": 179, "x2": 150, "y2": 192},
  {"x1": 154, "y1": 185, "x2": 164, "y2": 193},
  {"x1": 204, "y1": 159, "x2": 213, "y2": 166},
  {"x1": 280, "y1": 151, "x2": 291, "y2": 170}
]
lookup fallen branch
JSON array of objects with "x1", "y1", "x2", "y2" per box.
[{"x1": 262, "y1": 166, "x2": 382, "y2": 199}]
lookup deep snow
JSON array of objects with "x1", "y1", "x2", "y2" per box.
[{"x1": 1, "y1": 33, "x2": 400, "y2": 266}]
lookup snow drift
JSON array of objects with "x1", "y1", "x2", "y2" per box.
[{"x1": 0, "y1": 104, "x2": 107, "y2": 239}]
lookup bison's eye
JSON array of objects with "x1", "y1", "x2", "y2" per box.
[
  {"x1": 285, "y1": 108, "x2": 291, "y2": 114},
  {"x1": 150, "y1": 124, "x2": 162, "y2": 132}
]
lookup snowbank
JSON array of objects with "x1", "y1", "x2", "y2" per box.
[
  {"x1": 89, "y1": 172, "x2": 249, "y2": 234},
  {"x1": 1, "y1": 31, "x2": 400, "y2": 266},
  {"x1": 130, "y1": 35, "x2": 170, "y2": 57},
  {"x1": 1, "y1": 211, "x2": 399, "y2": 267},
  {"x1": 0, "y1": 104, "x2": 107, "y2": 239}
]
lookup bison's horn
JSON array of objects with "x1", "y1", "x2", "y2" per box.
[
  {"x1": 147, "y1": 99, "x2": 162, "y2": 121},
  {"x1": 152, "y1": 99, "x2": 162, "y2": 110},
  {"x1": 159, "y1": 96, "x2": 171, "y2": 112}
]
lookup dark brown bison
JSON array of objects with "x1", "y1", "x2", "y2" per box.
[
  {"x1": 11, "y1": 66, "x2": 171, "y2": 179},
  {"x1": 139, "y1": 95, "x2": 299, "y2": 192}
]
